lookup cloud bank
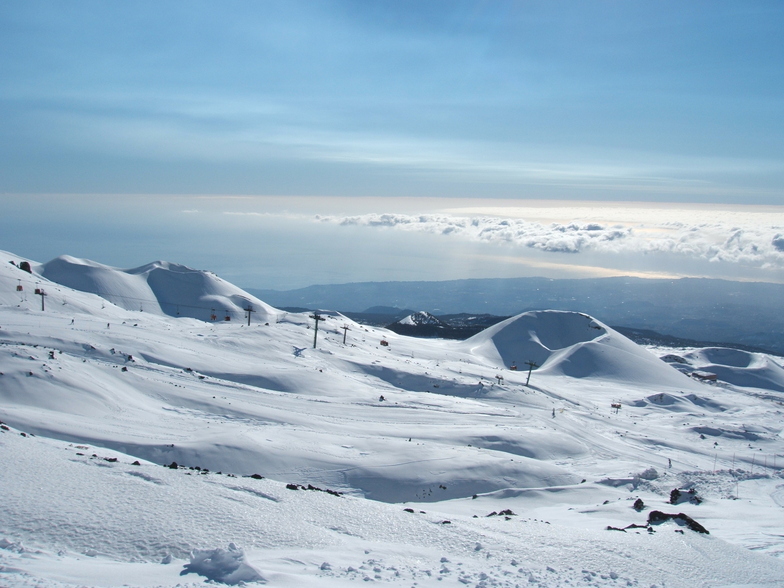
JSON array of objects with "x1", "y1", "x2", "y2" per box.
[{"x1": 318, "y1": 212, "x2": 784, "y2": 269}]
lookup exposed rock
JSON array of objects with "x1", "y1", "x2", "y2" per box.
[
  {"x1": 647, "y1": 510, "x2": 709, "y2": 534},
  {"x1": 670, "y1": 488, "x2": 702, "y2": 505},
  {"x1": 487, "y1": 509, "x2": 516, "y2": 517}
]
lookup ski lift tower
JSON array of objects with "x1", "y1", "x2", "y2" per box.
[
  {"x1": 244, "y1": 304, "x2": 255, "y2": 326},
  {"x1": 310, "y1": 312, "x2": 326, "y2": 348},
  {"x1": 524, "y1": 360, "x2": 539, "y2": 386}
]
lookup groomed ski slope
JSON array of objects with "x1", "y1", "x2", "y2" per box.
[{"x1": 1, "y1": 251, "x2": 783, "y2": 587}]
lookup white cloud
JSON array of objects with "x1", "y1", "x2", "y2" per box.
[{"x1": 317, "y1": 211, "x2": 784, "y2": 269}]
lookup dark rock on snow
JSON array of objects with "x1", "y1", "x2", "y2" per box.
[{"x1": 648, "y1": 511, "x2": 709, "y2": 534}]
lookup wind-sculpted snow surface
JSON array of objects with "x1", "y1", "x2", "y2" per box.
[{"x1": 2, "y1": 250, "x2": 784, "y2": 586}]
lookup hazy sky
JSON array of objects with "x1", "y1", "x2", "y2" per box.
[{"x1": 1, "y1": 2, "x2": 783, "y2": 288}]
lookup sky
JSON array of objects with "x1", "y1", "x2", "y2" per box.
[{"x1": 1, "y1": 1, "x2": 783, "y2": 289}]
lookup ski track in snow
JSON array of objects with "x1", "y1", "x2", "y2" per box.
[{"x1": 1, "y1": 250, "x2": 784, "y2": 587}]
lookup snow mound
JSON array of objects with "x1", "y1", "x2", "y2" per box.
[
  {"x1": 682, "y1": 347, "x2": 784, "y2": 392},
  {"x1": 181, "y1": 544, "x2": 265, "y2": 585},
  {"x1": 38, "y1": 255, "x2": 281, "y2": 323},
  {"x1": 466, "y1": 310, "x2": 694, "y2": 386}
]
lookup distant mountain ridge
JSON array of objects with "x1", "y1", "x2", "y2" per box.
[
  {"x1": 246, "y1": 276, "x2": 784, "y2": 354},
  {"x1": 384, "y1": 311, "x2": 506, "y2": 340},
  {"x1": 397, "y1": 311, "x2": 443, "y2": 327}
]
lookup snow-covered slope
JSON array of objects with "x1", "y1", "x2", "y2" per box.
[
  {"x1": 679, "y1": 347, "x2": 784, "y2": 392},
  {"x1": 36, "y1": 254, "x2": 281, "y2": 322},
  {"x1": 465, "y1": 310, "x2": 696, "y2": 387},
  {"x1": 4, "y1": 426, "x2": 784, "y2": 588},
  {"x1": 2, "y1": 250, "x2": 784, "y2": 587}
]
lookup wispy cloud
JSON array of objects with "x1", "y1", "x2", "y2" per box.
[
  {"x1": 10, "y1": 89, "x2": 781, "y2": 200},
  {"x1": 2, "y1": 3, "x2": 783, "y2": 202}
]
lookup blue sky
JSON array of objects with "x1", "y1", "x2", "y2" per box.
[{"x1": 1, "y1": 2, "x2": 783, "y2": 288}]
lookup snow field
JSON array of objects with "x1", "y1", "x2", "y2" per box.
[
  {"x1": 3, "y1": 427, "x2": 784, "y2": 587},
  {"x1": 2, "y1": 251, "x2": 784, "y2": 586}
]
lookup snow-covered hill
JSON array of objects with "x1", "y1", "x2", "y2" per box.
[
  {"x1": 465, "y1": 310, "x2": 698, "y2": 387},
  {"x1": 678, "y1": 347, "x2": 784, "y2": 392},
  {"x1": 1, "y1": 250, "x2": 784, "y2": 587},
  {"x1": 36, "y1": 254, "x2": 281, "y2": 322}
]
